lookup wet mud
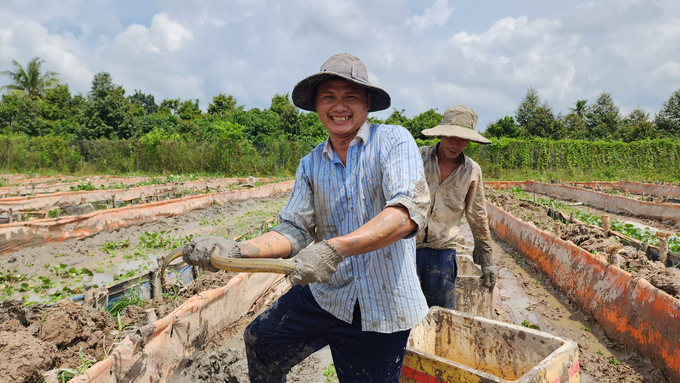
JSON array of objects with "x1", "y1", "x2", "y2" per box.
[
  {"x1": 171, "y1": 278, "x2": 331, "y2": 383},
  {"x1": 0, "y1": 193, "x2": 290, "y2": 302},
  {"x1": 480, "y1": 223, "x2": 671, "y2": 383},
  {"x1": 487, "y1": 190, "x2": 680, "y2": 299},
  {"x1": 0, "y1": 192, "x2": 291, "y2": 382}
]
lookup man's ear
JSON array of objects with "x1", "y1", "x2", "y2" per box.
[{"x1": 366, "y1": 91, "x2": 371, "y2": 111}]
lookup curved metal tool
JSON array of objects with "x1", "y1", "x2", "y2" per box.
[{"x1": 160, "y1": 245, "x2": 294, "y2": 286}]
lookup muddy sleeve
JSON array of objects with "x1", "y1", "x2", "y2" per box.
[
  {"x1": 271, "y1": 160, "x2": 316, "y2": 256},
  {"x1": 379, "y1": 126, "x2": 430, "y2": 237},
  {"x1": 465, "y1": 169, "x2": 494, "y2": 266}
]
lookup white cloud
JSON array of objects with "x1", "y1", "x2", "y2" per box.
[
  {"x1": 0, "y1": 13, "x2": 93, "y2": 91},
  {"x1": 2, "y1": 0, "x2": 680, "y2": 127},
  {"x1": 407, "y1": 0, "x2": 454, "y2": 31},
  {"x1": 114, "y1": 13, "x2": 193, "y2": 54}
]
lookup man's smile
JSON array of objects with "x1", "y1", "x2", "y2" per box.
[{"x1": 330, "y1": 116, "x2": 351, "y2": 121}]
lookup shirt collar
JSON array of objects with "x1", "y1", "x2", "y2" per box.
[{"x1": 322, "y1": 121, "x2": 371, "y2": 161}]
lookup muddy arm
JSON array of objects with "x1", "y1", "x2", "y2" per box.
[{"x1": 329, "y1": 206, "x2": 416, "y2": 258}]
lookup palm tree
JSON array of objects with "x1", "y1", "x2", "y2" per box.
[
  {"x1": 0, "y1": 57, "x2": 60, "y2": 99},
  {"x1": 569, "y1": 100, "x2": 588, "y2": 118}
]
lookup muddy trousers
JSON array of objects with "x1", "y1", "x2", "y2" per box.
[
  {"x1": 244, "y1": 285, "x2": 411, "y2": 383},
  {"x1": 416, "y1": 248, "x2": 457, "y2": 309}
]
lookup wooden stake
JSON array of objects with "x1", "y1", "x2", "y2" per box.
[
  {"x1": 602, "y1": 215, "x2": 610, "y2": 237},
  {"x1": 656, "y1": 232, "x2": 670, "y2": 265}
]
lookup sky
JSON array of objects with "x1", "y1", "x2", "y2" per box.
[{"x1": 1, "y1": 0, "x2": 679, "y2": 129}]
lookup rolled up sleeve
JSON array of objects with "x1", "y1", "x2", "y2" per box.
[
  {"x1": 379, "y1": 127, "x2": 430, "y2": 235},
  {"x1": 271, "y1": 160, "x2": 316, "y2": 255}
]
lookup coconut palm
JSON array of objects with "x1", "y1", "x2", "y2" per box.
[
  {"x1": 569, "y1": 100, "x2": 588, "y2": 117},
  {"x1": 0, "y1": 57, "x2": 60, "y2": 99}
]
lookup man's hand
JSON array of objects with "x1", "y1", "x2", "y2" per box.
[
  {"x1": 183, "y1": 236, "x2": 242, "y2": 272},
  {"x1": 480, "y1": 265, "x2": 497, "y2": 292},
  {"x1": 290, "y1": 240, "x2": 343, "y2": 286}
]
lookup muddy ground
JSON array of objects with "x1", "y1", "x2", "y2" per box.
[
  {"x1": 0, "y1": 192, "x2": 291, "y2": 382},
  {"x1": 0, "y1": 192, "x2": 290, "y2": 303},
  {"x1": 487, "y1": 189, "x2": 680, "y2": 299},
  {"x1": 489, "y1": 227, "x2": 670, "y2": 383},
  {"x1": 1, "y1": 184, "x2": 677, "y2": 382}
]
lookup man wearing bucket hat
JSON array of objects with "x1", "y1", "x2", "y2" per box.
[
  {"x1": 183, "y1": 53, "x2": 429, "y2": 382},
  {"x1": 416, "y1": 105, "x2": 497, "y2": 309}
]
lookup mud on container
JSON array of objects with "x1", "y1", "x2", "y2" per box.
[{"x1": 401, "y1": 307, "x2": 579, "y2": 383}]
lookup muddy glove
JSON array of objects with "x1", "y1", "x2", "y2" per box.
[
  {"x1": 290, "y1": 240, "x2": 343, "y2": 286},
  {"x1": 480, "y1": 265, "x2": 497, "y2": 292},
  {"x1": 182, "y1": 236, "x2": 242, "y2": 272}
]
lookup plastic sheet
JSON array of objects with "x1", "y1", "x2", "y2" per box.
[
  {"x1": 486, "y1": 201, "x2": 680, "y2": 381},
  {"x1": 0, "y1": 180, "x2": 293, "y2": 255},
  {"x1": 70, "y1": 272, "x2": 286, "y2": 383},
  {"x1": 486, "y1": 181, "x2": 680, "y2": 224},
  {"x1": 0, "y1": 177, "x2": 274, "y2": 212}
]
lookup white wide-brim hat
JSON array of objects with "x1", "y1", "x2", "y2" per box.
[{"x1": 421, "y1": 105, "x2": 491, "y2": 144}]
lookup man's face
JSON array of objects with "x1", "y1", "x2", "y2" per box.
[
  {"x1": 439, "y1": 136, "x2": 470, "y2": 160},
  {"x1": 315, "y1": 78, "x2": 370, "y2": 141}
]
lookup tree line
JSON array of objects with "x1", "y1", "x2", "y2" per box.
[{"x1": 1, "y1": 58, "x2": 679, "y2": 145}]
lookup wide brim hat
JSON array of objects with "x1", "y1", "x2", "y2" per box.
[
  {"x1": 292, "y1": 53, "x2": 391, "y2": 112},
  {"x1": 422, "y1": 105, "x2": 491, "y2": 144}
]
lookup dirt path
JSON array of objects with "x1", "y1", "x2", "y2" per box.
[{"x1": 0, "y1": 193, "x2": 290, "y2": 303}]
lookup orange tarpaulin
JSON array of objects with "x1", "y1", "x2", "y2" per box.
[
  {"x1": 71, "y1": 272, "x2": 288, "y2": 383},
  {"x1": 486, "y1": 180, "x2": 680, "y2": 224},
  {"x1": 0, "y1": 177, "x2": 274, "y2": 212},
  {"x1": 0, "y1": 180, "x2": 293, "y2": 255},
  {"x1": 487, "y1": 201, "x2": 680, "y2": 381}
]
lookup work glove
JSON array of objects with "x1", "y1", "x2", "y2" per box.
[
  {"x1": 182, "y1": 236, "x2": 242, "y2": 272},
  {"x1": 290, "y1": 240, "x2": 343, "y2": 286},
  {"x1": 480, "y1": 265, "x2": 497, "y2": 292}
]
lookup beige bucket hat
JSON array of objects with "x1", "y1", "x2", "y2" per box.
[
  {"x1": 292, "y1": 53, "x2": 391, "y2": 112},
  {"x1": 421, "y1": 105, "x2": 491, "y2": 144}
]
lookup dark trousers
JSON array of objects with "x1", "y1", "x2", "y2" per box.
[
  {"x1": 244, "y1": 285, "x2": 411, "y2": 383},
  {"x1": 416, "y1": 248, "x2": 457, "y2": 309}
]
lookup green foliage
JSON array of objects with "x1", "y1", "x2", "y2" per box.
[
  {"x1": 515, "y1": 87, "x2": 562, "y2": 139},
  {"x1": 108, "y1": 289, "x2": 144, "y2": 317},
  {"x1": 485, "y1": 116, "x2": 521, "y2": 139},
  {"x1": 0, "y1": 57, "x2": 60, "y2": 99},
  {"x1": 521, "y1": 319, "x2": 540, "y2": 330},
  {"x1": 77, "y1": 72, "x2": 143, "y2": 139},
  {"x1": 654, "y1": 88, "x2": 680, "y2": 137},
  {"x1": 323, "y1": 363, "x2": 339, "y2": 382},
  {"x1": 476, "y1": 138, "x2": 680, "y2": 181},
  {"x1": 403, "y1": 108, "x2": 441, "y2": 140},
  {"x1": 584, "y1": 92, "x2": 620, "y2": 140},
  {"x1": 208, "y1": 94, "x2": 239, "y2": 116},
  {"x1": 177, "y1": 99, "x2": 201, "y2": 120},
  {"x1": 128, "y1": 89, "x2": 158, "y2": 115}
]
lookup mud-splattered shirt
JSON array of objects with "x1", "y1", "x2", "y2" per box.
[
  {"x1": 415, "y1": 144, "x2": 494, "y2": 266},
  {"x1": 272, "y1": 122, "x2": 430, "y2": 333}
]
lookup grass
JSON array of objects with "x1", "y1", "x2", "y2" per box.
[
  {"x1": 323, "y1": 363, "x2": 338, "y2": 383},
  {"x1": 521, "y1": 319, "x2": 540, "y2": 330},
  {"x1": 107, "y1": 283, "x2": 145, "y2": 317}
]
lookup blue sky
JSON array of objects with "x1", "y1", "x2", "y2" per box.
[{"x1": 1, "y1": 0, "x2": 679, "y2": 129}]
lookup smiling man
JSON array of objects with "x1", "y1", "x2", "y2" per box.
[
  {"x1": 416, "y1": 105, "x2": 497, "y2": 309},
  {"x1": 182, "y1": 53, "x2": 430, "y2": 382}
]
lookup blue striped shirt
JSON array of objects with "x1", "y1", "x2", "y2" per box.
[{"x1": 272, "y1": 122, "x2": 430, "y2": 333}]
